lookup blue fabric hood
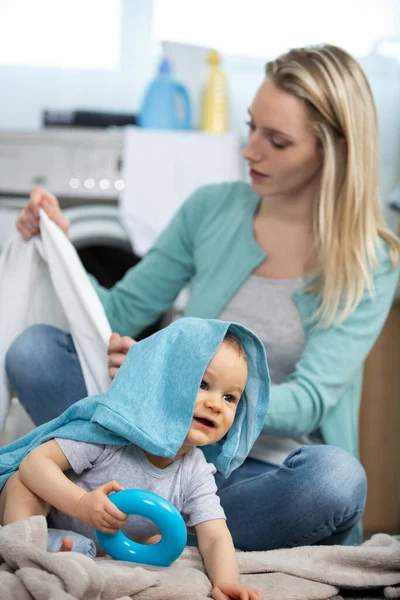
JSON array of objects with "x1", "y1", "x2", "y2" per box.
[{"x1": 0, "y1": 317, "x2": 269, "y2": 488}]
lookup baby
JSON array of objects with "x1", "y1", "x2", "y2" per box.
[{"x1": 0, "y1": 318, "x2": 269, "y2": 600}]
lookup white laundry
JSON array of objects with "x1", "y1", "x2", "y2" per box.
[
  {"x1": 120, "y1": 127, "x2": 244, "y2": 256},
  {"x1": 0, "y1": 210, "x2": 111, "y2": 429}
]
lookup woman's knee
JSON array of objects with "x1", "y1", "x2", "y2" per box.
[
  {"x1": 5, "y1": 324, "x2": 86, "y2": 425},
  {"x1": 298, "y1": 445, "x2": 367, "y2": 513},
  {"x1": 5, "y1": 324, "x2": 67, "y2": 386}
]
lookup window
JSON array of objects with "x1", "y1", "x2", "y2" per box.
[
  {"x1": 0, "y1": 0, "x2": 121, "y2": 69},
  {"x1": 153, "y1": 0, "x2": 400, "y2": 60}
]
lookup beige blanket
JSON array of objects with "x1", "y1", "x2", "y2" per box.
[{"x1": 0, "y1": 517, "x2": 399, "y2": 600}]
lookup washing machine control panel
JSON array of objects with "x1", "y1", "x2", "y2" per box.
[{"x1": 0, "y1": 129, "x2": 124, "y2": 200}]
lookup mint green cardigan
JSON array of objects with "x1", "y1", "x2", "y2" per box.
[{"x1": 93, "y1": 181, "x2": 399, "y2": 460}]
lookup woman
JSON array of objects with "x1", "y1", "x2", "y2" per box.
[{"x1": 7, "y1": 44, "x2": 400, "y2": 549}]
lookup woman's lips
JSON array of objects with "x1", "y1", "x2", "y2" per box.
[{"x1": 250, "y1": 168, "x2": 269, "y2": 181}]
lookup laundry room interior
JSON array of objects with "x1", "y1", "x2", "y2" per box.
[{"x1": 0, "y1": 2, "x2": 400, "y2": 598}]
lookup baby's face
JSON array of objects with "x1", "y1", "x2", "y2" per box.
[{"x1": 184, "y1": 341, "x2": 248, "y2": 447}]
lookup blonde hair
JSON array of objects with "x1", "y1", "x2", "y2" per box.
[{"x1": 266, "y1": 44, "x2": 400, "y2": 327}]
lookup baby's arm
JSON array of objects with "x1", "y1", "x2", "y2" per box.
[
  {"x1": 0, "y1": 470, "x2": 50, "y2": 525},
  {"x1": 19, "y1": 440, "x2": 127, "y2": 532},
  {"x1": 196, "y1": 519, "x2": 262, "y2": 600}
]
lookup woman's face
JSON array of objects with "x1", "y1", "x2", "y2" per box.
[{"x1": 243, "y1": 79, "x2": 322, "y2": 199}]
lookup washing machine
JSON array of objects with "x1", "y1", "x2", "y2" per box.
[
  {"x1": 0, "y1": 128, "x2": 165, "y2": 334},
  {"x1": 0, "y1": 128, "x2": 133, "y2": 275}
]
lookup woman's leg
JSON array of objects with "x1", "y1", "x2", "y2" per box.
[
  {"x1": 214, "y1": 445, "x2": 367, "y2": 550},
  {"x1": 5, "y1": 324, "x2": 87, "y2": 426}
]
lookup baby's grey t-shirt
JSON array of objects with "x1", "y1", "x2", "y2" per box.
[{"x1": 48, "y1": 438, "x2": 225, "y2": 554}]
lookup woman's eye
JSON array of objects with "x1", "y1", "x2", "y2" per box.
[
  {"x1": 200, "y1": 381, "x2": 208, "y2": 390},
  {"x1": 245, "y1": 120, "x2": 255, "y2": 131},
  {"x1": 270, "y1": 138, "x2": 288, "y2": 150}
]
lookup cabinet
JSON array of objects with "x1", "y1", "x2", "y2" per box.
[{"x1": 359, "y1": 302, "x2": 400, "y2": 535}]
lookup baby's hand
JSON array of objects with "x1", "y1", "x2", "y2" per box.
[
  {"x1": 75, "y1": 480, "x2": 128, "y2": 533},
  {"x1": 212, "y1": 582, "x2": 263, "y2": 600}
]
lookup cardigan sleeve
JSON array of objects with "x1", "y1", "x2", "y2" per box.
[
  {"x1": 262, "y1": 258, "x2": 399, "y2": 437},
  {"x1": 89, "y1": 188, "x2": 205, "y2": 337}
]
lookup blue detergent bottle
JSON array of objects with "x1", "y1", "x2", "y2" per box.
[{"x1": 138, "y1": 58, "x2": 192, "y2": 130}]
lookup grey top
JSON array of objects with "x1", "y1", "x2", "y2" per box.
[
  {"x1": 219, "y1": 274, "x2": 322, "y2": 465},
  {"x1": 48, "y1": 438, "x2": 225, "y2": 554}
]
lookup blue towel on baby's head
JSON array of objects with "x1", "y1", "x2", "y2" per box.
[{"x1": 0, "y1": 318, "x2": 269, "y2": 488}]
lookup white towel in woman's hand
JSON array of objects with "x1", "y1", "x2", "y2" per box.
[{"x1": 0, "y1": 209, "x2": 111, "y2": 429}]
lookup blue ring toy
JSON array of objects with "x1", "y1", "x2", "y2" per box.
[{"x1": 95, "y1": 489, "x2": 187, "y2": 566}]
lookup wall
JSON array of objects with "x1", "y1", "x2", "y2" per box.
[
  {"x1": 1, "y1": 0, "x2": 400, "y2": 229},
  {"x1": 0, "y1": 0, "x2": 156, "y2": 130}
]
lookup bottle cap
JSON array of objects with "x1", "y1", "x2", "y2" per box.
[
  {"x1": 207, "y1": 50, "x2": 221, "y2": 66},
  {"x1": 158, "y1": 57, "x2": 173, "y2": 76}
]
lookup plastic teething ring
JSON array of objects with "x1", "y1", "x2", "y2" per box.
[{"x1": 95, "y1": 489, "x2": 187, "y2": 565}]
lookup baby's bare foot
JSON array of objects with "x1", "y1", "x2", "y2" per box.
[
  {"x1": 144, "y1": 534, "x2": 162, "y2": 545},
  {"x1": 59, "y1": 536, "x2": 73, "y2": 552}
]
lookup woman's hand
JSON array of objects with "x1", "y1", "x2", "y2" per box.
[
  {"x1": 212, "y1": 583, "x2": 263, "y2": 600},
  {"x1": 107, "y1": 333, "x2": 136, "y2": 380},
  {"x1": 16, "y1": 187, "x2": 70, "y2": 239},
  {"x1": 75, "y1": 480, "x2": 128, "y2": 533}
]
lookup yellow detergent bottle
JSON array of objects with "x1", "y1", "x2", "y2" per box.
[{"x1": 201, "y1": 49, "x2": 228, "y2": 133}]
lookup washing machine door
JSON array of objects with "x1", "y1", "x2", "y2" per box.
[{"x1": 65, "y1": 204, "x2": 140, "y2": 288}]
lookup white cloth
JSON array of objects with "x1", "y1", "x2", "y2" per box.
[
  {"x1": 120, "y1": 127, "x2": 243, "y2": 256},
  {"x1": 0, "y1": 210, "x2": 111, "y2": 429}
]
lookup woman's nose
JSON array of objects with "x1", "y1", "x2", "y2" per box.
[{"x1": 243, "y1": 134, "x2": 264, "y2": 162}]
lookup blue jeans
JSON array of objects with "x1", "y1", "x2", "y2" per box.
[
  {"x1": 6, "y1": 325, "x2": 367, "y2": 551},
  {"x1": 47, "y1": 528, "x2": 96, "y2": 557}
]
